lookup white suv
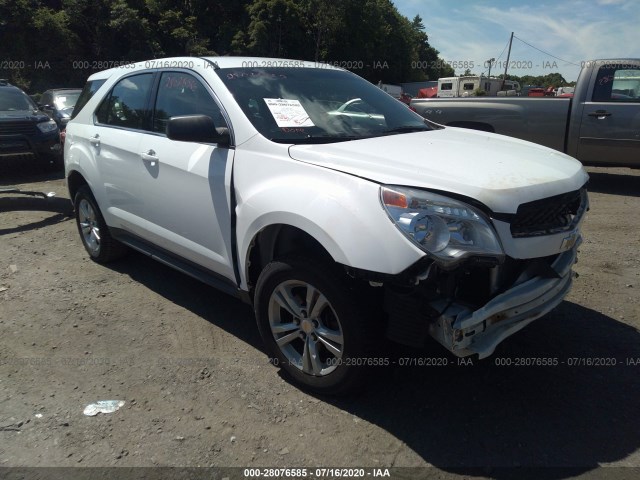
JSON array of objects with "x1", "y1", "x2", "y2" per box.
[{"x1": 65, "y1": 57, "x2": 589, "y2": 394}]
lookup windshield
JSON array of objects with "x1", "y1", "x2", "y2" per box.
[
  {"x1": 0, "y1": 89, "x2": 37, "y2": 111},
  {"x1": 217, "y1": 67, "x2": 431, "y2": 143},
  {"x1": 54, "y1": 91, "x2": 81, "y2": 111}
]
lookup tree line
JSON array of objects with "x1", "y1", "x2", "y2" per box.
[
  {"x1": 0, "y1": 0, "x2": 456, "y2": 93},
  {"x1": 500, "y1": 72, "x2": 575, "y2": 88}
]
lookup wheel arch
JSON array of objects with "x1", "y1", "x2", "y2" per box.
[
  {"x1": 244, "y1": 221, "x2": 343, "y2": 297},
  {"x1": 67, "y1": 169, "x2": 89, "y2": 201}
]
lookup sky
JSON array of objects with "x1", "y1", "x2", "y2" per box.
[{"x1": 393, "y1": 0, "x2": 639, "y2": 82}]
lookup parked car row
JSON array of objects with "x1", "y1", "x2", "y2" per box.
[
  {"x1": 0, "y1": 81, "x2": 81, "y2": 170},
  {"x1": 0, "y1": 80, "x2": 63, "y2": 170},
  {"x1": 39, "y1": 88, "x2": 82, "y2": 130}
]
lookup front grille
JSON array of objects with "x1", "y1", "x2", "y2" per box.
[
  {"x1": 510, "y1": 188, "x2": 587, "y2": 237},
  {"x1": 0, "y1": 139, "x2": 30, "y2": 155},
  {"x1": 0, "y1": 152, "x2": 35, "y2": 160},
  {"x1": 0, "y1": 122, "x2": 38, "y2": 136}
]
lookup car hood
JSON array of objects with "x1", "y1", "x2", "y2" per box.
[
  {"x1": 0, "y1": 110, "x2": 49, "y2": 122},
  {"x1": 288, "y1": 128, "x2": 588, "y2": 214}
]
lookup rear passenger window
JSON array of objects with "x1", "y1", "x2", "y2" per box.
[
  {"x1": 95, "y1": 73, "x2": 153, "y2": 129},
  {"x1": 152, "y1": 72, "x2": 226, "y2": 134},
  {"x1": 592, "y1": 65, "x2": 640, "y2": 102}
]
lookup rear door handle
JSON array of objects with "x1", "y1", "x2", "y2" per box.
[
  {"x1": 90, "y1": 134, "x2": 100, "y2": 146},
  {"x1": 587, "y1": 110, "x2": 612, "y2": 119},
  {"x1": 141, "y1": 149, "x2": 158, "y2": 166}
]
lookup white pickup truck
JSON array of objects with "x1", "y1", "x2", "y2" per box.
[
  {"x1": 411, "y1": 59, "x2": 640, "y2": 168},
  {"x1": 65, "y1": 57, "x2": 588, "y2": 394}
]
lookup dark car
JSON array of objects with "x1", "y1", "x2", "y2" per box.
[
  {"x1": 40, "y1": 88, "x2": 82, "y2": 129},
  {"x1": 0, "y1": 79, "x2": 62, "y2": 170}
]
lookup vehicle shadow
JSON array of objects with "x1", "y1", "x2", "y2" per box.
[
  {"x1": 327, "y1": 301, "x2": 640, "y2": 478},
  {"x1": 108, "y1": 250, "x2": 263, "y2": 352},
  {"x1": 0, "y1": 196, "x2": 73, "y2": 235},
  {"x1": 100, "y1": 253, "x2": 640, "y2": 477},
  {"x1": 586, "y1": 170, "x2": 640, "y2": 197}
]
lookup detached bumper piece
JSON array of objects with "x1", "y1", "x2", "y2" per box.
[
  {"x1": 0, "y1": 186, "x2": 56, "y2": 199},
  {"x1": 428, "y1": 243, "x2": 579, "y2": 358}
]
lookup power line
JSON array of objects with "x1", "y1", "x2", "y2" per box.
[
  {"x1": 480, "y1": 37, "x2": 511, "y2": 76},
  {"x1": 494, "y1": 37, "x2": 510, "y2": 63},
  {"x1": 512, "y1": 34, "x2": 581, "y2": 67}
]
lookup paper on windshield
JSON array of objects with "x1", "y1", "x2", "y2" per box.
[{"x1": 264, "y1": 99, "x2": 314, "y2": 127}]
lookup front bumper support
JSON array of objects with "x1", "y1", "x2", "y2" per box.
[{"x1": 428, "y1": 242, "x2": 579, "y2": 359}]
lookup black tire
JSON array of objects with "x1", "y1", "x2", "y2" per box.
[
  {"x1": 255, "y1": 256, "x2": 378, "y2": 396},
  {"x1": 74, "y1": 185, "x2": 127, "y2": 263}
]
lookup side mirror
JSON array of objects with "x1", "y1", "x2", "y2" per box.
[{"x1": 166, "y1": 115, "x2": 230, "y2": 146}]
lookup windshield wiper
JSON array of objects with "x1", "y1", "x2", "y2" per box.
[
  {"x1": 380, "y1": 125, "x2": 430, "y2": 135},
  {"x1": 271, "y1": 134, "x2": 361, "y2": 144}
]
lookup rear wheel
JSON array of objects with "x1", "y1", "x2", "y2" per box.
[
  {"x1": 255, "y1": 257, "x2": 377, "y2": 395},
  {"x1": 74, "y1": 185, "x2": 127, "y2": 263}
]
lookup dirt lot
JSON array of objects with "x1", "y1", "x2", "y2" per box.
[{"x1": 1, "y1": 164, "x2": 639, "y2": 479}]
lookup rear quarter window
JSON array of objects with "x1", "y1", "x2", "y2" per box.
[{"x1": 71, "y1": 79, "x2": 107, "y2": 119}]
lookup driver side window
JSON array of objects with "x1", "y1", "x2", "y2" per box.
[{"x1": 152, "y1": 72, "x2": 226, "y2": 134}]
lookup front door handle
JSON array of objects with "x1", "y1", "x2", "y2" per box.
[
  {"x1": 90, "y1": 134, "x2": 100, "y2": 146},
  {"x1": 141, "y1": 149, "x2": 158, "y2": 166},
  {"x1": 587, "y1": 110, "x2": 612, "y2": 119}
]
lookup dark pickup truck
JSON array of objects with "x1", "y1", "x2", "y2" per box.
[
  {"x1": 411, "y1": 59, "x2": 640, "y2": 168},
  {"x1": 0, "y1": 79, "x2": 62, "y2": 170}
]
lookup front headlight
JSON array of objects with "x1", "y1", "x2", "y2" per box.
[
  {"x1": 381, "y1": 186, "x2": 504, "y2": 268},
  {"x1": 37, "y1": 119, "x2": 58, "y2": 133}
]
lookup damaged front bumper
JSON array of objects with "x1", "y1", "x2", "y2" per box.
[{"x1": 427, "y1": 240, "x2": 580, "y2": 359}]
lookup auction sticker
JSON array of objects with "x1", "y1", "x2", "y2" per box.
[{"x1": 264, "y1": 98, "x2": 314, "y2": 127}]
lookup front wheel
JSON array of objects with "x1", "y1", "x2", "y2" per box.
[
  {"x1": 255, "y1": 257, "x2": 377, "y2": 395},
  {"x1": 74, "y1": 185, "x2": 127, "y2": 263}
]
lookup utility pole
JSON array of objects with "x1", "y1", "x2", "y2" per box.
[
  {"x1": 501, "y1": 32, "x2": 514, "y2": 90},
  {"x1": 277, "y1": 15, "x2": 282, "y2": 56},
  {"x1": 485, "y1": 57, "x2": 495, "y2": 94}
]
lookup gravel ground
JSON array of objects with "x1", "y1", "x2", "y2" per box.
[{"x1": 0, "y1": 164, "x2": 639, "y2": 479}]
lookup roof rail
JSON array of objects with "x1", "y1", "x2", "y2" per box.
[{"x1": 0, "y1": 79, "x2": 10, "y2": 86}]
